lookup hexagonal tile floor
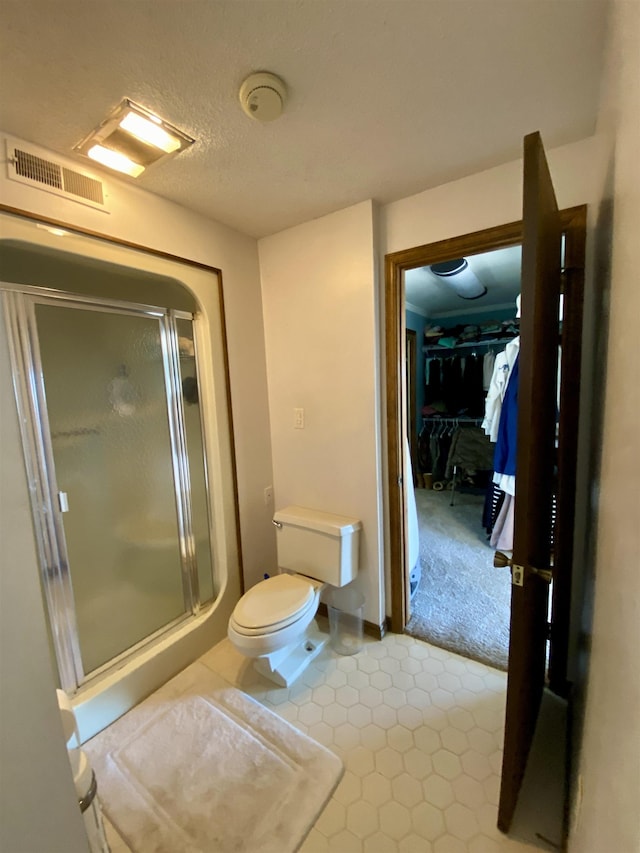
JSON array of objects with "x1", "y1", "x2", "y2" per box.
[{"x1": 104, "y1": 629, "x2": 544, "y2": 853}]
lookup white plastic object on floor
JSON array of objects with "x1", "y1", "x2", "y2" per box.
[
  {"x1": 327, "y1": 584, "x2": 365, "y2": 654},
  {"x1": 404, "y1": 435, "x2": 420, "y2": 590},
  {"x1": 56, "y1": 690, "x2": 110, "y2": 853}
]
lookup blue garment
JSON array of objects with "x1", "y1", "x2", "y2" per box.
[{"x1": 493, "y1": 355, "x2": 519, "y2": 476}]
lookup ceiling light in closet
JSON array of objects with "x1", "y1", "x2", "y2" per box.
[
  {"x1": 74, "y1": 99, "x2": 195, "y2": 178},
  {"x1": 429, "y1": 258, "x2": 487, "y2": 300}
]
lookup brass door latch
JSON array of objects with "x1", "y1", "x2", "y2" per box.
[{"x1": 494, "y1": 551, "x2": 553, "y2": 586}]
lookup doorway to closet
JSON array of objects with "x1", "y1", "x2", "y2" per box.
[
  {"x1": 403, "y1": 245, "x2": 522, "y2": 670},
  {"x1": 385, "y1": 205, "x2": 586, "y2": 689},
  {"x1": 386, "y1": 135, "x2": 587, "y2": 834}
]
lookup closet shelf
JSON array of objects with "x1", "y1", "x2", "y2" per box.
[
  {"x1": 422, "y1": 416, "x2": 482, "y2": 424},
  {"x1": 423, "y1": 336, "x2": 517, "y2": 354}
]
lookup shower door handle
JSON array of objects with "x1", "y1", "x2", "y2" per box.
[{"x1": 58, "y1": 491, "x2": 70, "y2": 513}]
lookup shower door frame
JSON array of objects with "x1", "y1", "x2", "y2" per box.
[{"x1": 3, "y1": 283, "x2": 213, "y2": 692}]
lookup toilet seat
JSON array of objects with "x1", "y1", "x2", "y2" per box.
[
  {"x1": 228, "y1": 574, "x2": 323, "y2": 659},
  {"x1": 230, "y1": 574, "x2": 317, "y2": 635}
]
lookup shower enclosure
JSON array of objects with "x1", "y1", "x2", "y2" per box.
[{"x1": 1, "y1": 210, "x2": 240, "y2": 737}]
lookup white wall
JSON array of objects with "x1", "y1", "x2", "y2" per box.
[
  {"x1": 258, "y1": 201, "x2": 384, "y2": 627},
  {"x1": 568, "y1": 3, "x2": 640, "y2": 851},
  {"x1": 382, "y1": 135, "x2": 603, "y2": 256}
]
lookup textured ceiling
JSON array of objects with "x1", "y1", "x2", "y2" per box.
[{"x1": 0, "y1": 1, "x2": 608, "y2": 238}]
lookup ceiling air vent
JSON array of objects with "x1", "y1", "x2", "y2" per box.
[{"x1": 6, "y1": 138, "x2": 108, "y2": 212}]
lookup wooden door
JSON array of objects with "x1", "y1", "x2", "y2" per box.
[{"x1": 498, "y1": 131, "x2": 562, "y2": 832}]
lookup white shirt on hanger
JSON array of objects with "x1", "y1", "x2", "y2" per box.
[{"x1": 482, "y1": 337, "x2": 520, "y2": 442}]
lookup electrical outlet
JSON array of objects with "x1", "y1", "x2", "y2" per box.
[
  {"x1": 264, "y1": 485, "x2": 274, "y2": 505},
  {"x1": 294, "y1": 407, "x2": 305, "y2": 429}
]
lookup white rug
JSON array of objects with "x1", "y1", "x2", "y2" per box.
[{"x1": 84, "y1": 662, "x2": 343, "y2": 853}]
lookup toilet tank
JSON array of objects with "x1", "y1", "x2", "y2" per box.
[{"x1": 274, "y1": 505, "x2": 361, "y2": 587}]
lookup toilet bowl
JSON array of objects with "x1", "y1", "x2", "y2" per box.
[
  {"x1": 228, "y1": 573, "x2": 323, "y2": 656},
  {"x1": 228, "y1": 505, "x2": 361, "y2": 687}
]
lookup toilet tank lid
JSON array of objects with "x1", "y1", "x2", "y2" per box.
[{"x1": 274, "y1": 505, "x2": 362, "y2": 536}]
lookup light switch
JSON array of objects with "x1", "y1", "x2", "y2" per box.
[{"x1": 294, "y1": 407, "x2": 305, "y2": 429}]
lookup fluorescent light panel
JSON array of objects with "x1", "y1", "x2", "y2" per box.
[
  {"x1": 119, "y1": 112, "x2": 181, "y2": 153},
  {"x1": 74, "y1": 99, "x2": 194, "y2": 177},
  {"x1": 87, "y1": 144, "x2": 145, "y2": 177}
]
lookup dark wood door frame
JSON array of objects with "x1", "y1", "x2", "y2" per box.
[{"x1": 385, "y1": 206, "x2": 586, "y2": 694}]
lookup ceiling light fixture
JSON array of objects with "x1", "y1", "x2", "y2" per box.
[
  {"x1": 429, "y1": 258, "x2": 487, "y2": 300},
  {"x1": 74, "y1": 99, "x2": 195, "y2": 178},
  {"x1": 86, "y1": 144, "x2": 145, "y2": 177}
]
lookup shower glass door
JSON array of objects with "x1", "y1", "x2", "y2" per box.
[
  {"x1": 4, "y1": 287, "x2": 215, "y2": 689},
  {"x1": 36, "y1": 302, "x2": 188, "y2": 674}
]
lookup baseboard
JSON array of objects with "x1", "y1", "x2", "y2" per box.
[{"x1": 317, "y1": 603, "x2": 388, "y2": 641}]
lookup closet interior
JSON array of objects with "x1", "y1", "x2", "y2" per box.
[{"x1": 404, "y1": 245, "x2": 521, "y2": 670}]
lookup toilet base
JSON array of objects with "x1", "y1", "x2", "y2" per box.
[{"x1": 253, "y1": 620, "x2": 328, "y2": 687}]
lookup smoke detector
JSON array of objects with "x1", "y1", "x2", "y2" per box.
[{"x1": 239, "y1": 72, "x2": 287, "y2": 122}]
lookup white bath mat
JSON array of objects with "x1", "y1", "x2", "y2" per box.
[{"x1": 84, "y1": 662, "x2": 343, "y2": 853}]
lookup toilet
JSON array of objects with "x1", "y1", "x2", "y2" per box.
[{"x1": 228, "y1": 505, "x2": 362, "y2": 687}]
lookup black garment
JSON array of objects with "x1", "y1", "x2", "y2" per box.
[
  {"x1": 417, "y1": 425, "x2": 432, "y2": 472},
  {"x1": 425, "y1": 358, "x2": 442, "y2": 405},
  {"x1": 441, "y1": 357, "x2": 463, "y2": 414},
  {"x1": 461, "y1": 354, "x2": 485, "y2": 416},
  {"x1": 430, "y1": 430, "x2": 452, "y2": 481},
  {"x1": 483, "y1": 482, "x2": 505, "y2": 534}
]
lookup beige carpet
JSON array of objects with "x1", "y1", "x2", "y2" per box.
[
  {"x1": 406, "y1": 489, "x2": 511, "y2": 670},
  {"x1": 84, "y1": 662, "x2": 343, "y2": 853}
]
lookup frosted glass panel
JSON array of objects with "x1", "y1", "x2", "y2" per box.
[
  {"x1": 177, "y1": 319, "x2": 214, "y2": 603},
  {"x1": 35, "y1": 303, "x2": 186, "y2": 674}
]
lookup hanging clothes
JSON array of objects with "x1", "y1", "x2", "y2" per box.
[
  {"x1": 490, "y1": 493, "x2": 515, "y2": 550},
  {"x1": 482, "y1": 337, "x2": 520, "y2": 441},
  {"x1": 441, "y1": 357, "x2": 463, "y2": 415},
  {"x1": 425, "y1": 357, "x2": 442, "y2": 404},
  {"x1": 483, "y1": 350, "x2": 496, "y2": 391},
  {"x1": 461, "y1": 353, "x2": 485, "y2": 416},
  {"x1": 483, "y1": 482, "x2": 505, "y2": 534},
  {"x1": 444, "y1": 426, "x2": 494, "y2": 481},
  {"x1": 487, "y1": 351, "x2": 519, "y2": 548},
  {"x1": 430, "y1": 426, "x2": 453, "y2": 482},
  {"x1": 492, "y1": 354, "x2": 519, "y2": 497}
]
